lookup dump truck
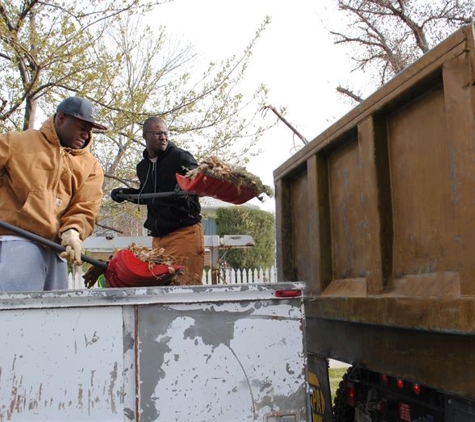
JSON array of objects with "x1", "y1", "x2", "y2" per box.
[{"x1": 274, "y1": 22, "x2": 475, "y2": 422}]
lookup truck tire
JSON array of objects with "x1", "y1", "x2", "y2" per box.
[{"x1": 333, "y1": 365, "x2": 359, "y2": 422}]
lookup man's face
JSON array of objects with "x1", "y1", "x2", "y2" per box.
[
  {"x1": 55, "y1": 113, "x2": 93, "y2": 149},
  {"x1": 143, "y1": 121, "x2": 169, "y2": 158}
]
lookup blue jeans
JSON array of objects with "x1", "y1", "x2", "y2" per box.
[{"x1": 0, "y1": 240, "x2": 68, "y2": 292}]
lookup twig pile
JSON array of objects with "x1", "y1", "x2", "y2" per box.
[
  {"x1": 184, "y1": 156, "x2": 274, "y2": 198},
  {"x1": 127, "y1": 242, "x2": 179, "y2": 272}
]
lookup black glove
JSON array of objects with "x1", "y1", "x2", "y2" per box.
[
  {"x1": 170, "y1": 185, "x2": 186, "y2": 201},
  {"x1": 111, "y1": 188, "x2": 128, "y2": 203}
]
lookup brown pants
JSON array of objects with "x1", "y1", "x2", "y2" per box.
[{"x1": 152, "y1": 222, "x2": 205, "y2": 285}]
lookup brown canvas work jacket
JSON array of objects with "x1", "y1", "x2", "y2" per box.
[{"x1": 0, "y1": 117, "x2": 104, "y2": 242}]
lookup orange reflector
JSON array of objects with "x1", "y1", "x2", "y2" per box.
[{"x1": 275, "y1": 289, "x2": 302, "y2": 298}]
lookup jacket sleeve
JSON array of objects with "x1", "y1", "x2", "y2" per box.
[
  {"x1": 177, "y1": 150, "x2": 198, "y2": 175},
  {"x1": 0, "y1": 132, "x2": 12, "y2": 169},
  {"x1": 116, "y1": 187, "x2": 145, "y2": 204}
]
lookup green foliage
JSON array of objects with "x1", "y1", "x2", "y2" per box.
[
  {"x1": 216, "y1": 207, "x2": 275, "y2": 269},
  {"x1": 329, "y1": 368, "x2": 347, "y2": 402}
]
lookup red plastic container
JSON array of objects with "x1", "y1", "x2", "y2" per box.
[
  {"x1": 105, "y1": 249, "x2": 183, "y2": 288},
  {"x1": 176, "y1": 172, "x2": 260, "y2": 205}
]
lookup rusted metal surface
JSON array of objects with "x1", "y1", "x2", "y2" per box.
[
  {"x1": 306, "y1": 316, "x2": 475, "y2": 399},
  {"x1": 274, "y1": 23, "x2": 475, "y2": 396},
  {"x1": 0, "y1": 283, "x2": 308, "y2": 421}
]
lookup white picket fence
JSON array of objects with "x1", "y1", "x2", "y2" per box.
[
  {"x1": 68, "y1": 266, "x2": 278, "y2": 289},
  {"x1": 201, "y1": 267, "x2": 278, "y2": 285}
]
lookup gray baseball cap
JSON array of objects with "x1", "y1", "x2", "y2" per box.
[{"x1": 56, "y1": 96, "x2": 108, "y2": 131}]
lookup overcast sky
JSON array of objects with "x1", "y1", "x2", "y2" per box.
[{"x1": 156, "y1": 0, "x2": 355, "y2": 211}]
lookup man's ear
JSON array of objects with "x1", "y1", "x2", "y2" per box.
[{"x1": 55, "y1": 112, "x2": 66, "y2": 125}]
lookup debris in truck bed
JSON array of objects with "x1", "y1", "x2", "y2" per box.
[
  {"x1": 83, "y1": 243, "x2": 181, "y2": 288},
  {"x1": 178, "y1": 156, "x2": 273, "y2": 204},
  {"x1": 127, "y1": 242, "x2": 179, "y2": 271}
]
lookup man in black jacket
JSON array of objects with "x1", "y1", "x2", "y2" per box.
[{"x1": 111, "y1": 117, "x2": 204, "y2": 285}]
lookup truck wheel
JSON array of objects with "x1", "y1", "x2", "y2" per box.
[{"x1": 333, "y1": 365, "x2": 359, "y2": 422}]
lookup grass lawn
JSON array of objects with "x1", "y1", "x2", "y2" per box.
[{"x1": 329, "y1": 367, "x2": 348, "y2": 403}]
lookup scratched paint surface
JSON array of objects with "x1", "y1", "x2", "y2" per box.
[
  {"x1": 138, "y1": 300, "x2": 307, "y2": 422},
  {"x1": 0, "y1": 283, "x2": 307, "y2": 421},
  {"x1": 0, "y1": 307, "x2": 127, "y2": 421}
]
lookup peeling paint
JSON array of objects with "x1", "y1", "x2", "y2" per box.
[{"x1": 0, "y1": 283, "x2": 307, "y2": 421}]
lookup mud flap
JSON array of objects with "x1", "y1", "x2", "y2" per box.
[{"x1": 307, "y1": 353, "x2": 333, "y2": 422}]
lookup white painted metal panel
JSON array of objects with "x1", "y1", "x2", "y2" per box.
[
  {"x1": 137, "y1": 300, "x2": 307, "y2": 421},
  {"x1": 0, "y1": 283, "x2": 308, "y2": 421},
  {"x1": 0, "y1": 307, "x2": 133, "y2": 421}
]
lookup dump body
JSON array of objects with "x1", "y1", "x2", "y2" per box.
[
  {"x1": 274, "y1": 23, "x2": 475, "y2": 400},
  {"x1": 0, "y1": 283, "x2": 308, "y2": 421}
]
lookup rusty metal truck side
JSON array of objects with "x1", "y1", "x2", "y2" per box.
[{"x1": 274, "y1": 22, "x2": 475, "y2": 421}]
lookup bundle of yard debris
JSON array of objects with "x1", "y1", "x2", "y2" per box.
[
  {"x1": 177, "y1": 156, "x2": 273, "y2": 205},
  {"x1": 127, "y1": 242, "x2": 180, "y2": 271},
  {"x1": 83, "y1": 243, "x2": 183, "y2": 289}
]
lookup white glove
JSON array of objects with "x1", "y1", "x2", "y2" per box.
[{"x1": 60, "y1": 229, "x2": 83, "y2": 265}]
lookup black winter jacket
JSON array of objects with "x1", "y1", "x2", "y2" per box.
[{"x1": 126, "y1": 142, "x2": 201, "y2": 236}]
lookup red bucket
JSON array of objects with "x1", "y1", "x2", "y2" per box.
[
  {"x1": 176, "y1": 172, "x2": 260, "y2": 205},
  {"x1": 105, "y1": 249, "x2": 183, "y2": 288}
]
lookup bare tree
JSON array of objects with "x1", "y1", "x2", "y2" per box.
[{"x1": 331, "y1": 0, "x2": 474, "y2": 103}]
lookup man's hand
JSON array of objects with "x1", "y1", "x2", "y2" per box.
[
  {"x1": 111, "y1": 188, "x2": 127, "y2": 203},
  {"x1": 60, "y1": 229, "x2": 83, "y2": 265}
]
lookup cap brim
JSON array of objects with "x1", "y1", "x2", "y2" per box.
[
  {"x1": 91, "y1": 122, "x2": 108, "y2": 131},
  {"x1": 63, "y1": 112, "x2": 108, "y2": 131},
  {"x1": 74, "y1": 115, "x2": 108, "y2": 131}
]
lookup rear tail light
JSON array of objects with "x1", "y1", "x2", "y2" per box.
[
  {"x1": 346, "y1": 381, "x2": 356, "y2": 407},
  {"x1": 412, "y1": 383, "x2": 421, "y2": 395},
  {"x1": 381, "y1": 374, "x2": 389, "y2": 384},
  {"x1": 397, "y1": 379, "x2": 404, "y2": 389},
  {"x1": 275, "y1": 289, "x2": 302, "y2": 297}
]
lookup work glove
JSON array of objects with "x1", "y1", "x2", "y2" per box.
[
  {"x1": 60, "y1": 229, "x2": 83, "y2": 265},
  {"x1": 170, "y1": 184, "x2": 187, "y2": 201},
  {"x1": 111, "y1": 188, "x2": 128, "y2": 203}
]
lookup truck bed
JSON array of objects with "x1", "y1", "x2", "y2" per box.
[{"x1": 274, "y1": 23, "x2": 475, "y2": 398}]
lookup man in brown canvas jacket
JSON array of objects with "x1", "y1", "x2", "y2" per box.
[{"x1": 0, "y1": 96, "x2": 106, "y2": 292}]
